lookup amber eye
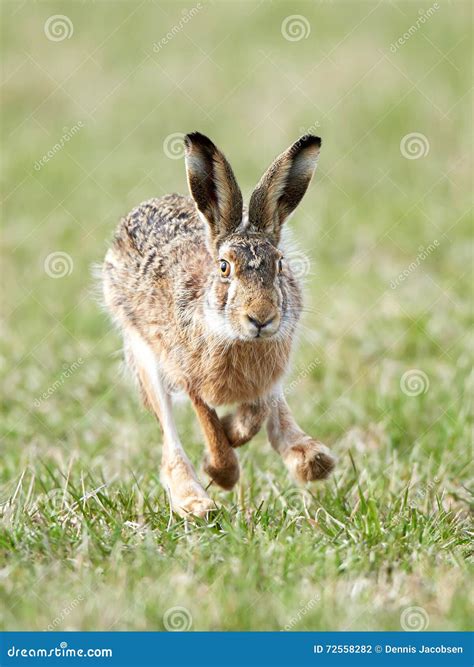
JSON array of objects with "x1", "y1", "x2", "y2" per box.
[
  {"x1": 219, "y1": 259, "x2": 231, "y2": 278},
  {"x1": 277, "y1": 258, "x2": 283, "y2": 273}
]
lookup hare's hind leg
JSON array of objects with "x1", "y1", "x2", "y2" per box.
[
  {"x1": 267, "y1": 394, "x2": 336, "y2": 483},
  {"x1": 189, "y1": 395, "x2": 240, "y2": 490},
  {"x1": 126, "y1": 330, "x2": 215, "y2": 518}
]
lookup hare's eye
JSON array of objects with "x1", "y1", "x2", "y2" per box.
[
  {"x1": 277, "y1": 258, "x2": 283, "y2": 273},
  {"x1": 219, "y1": 260, "x2": 231, "y2": 278}
]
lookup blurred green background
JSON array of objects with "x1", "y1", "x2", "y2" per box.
[{"x1": 1, "y1": 0, "x2": 472, "y2": 631}]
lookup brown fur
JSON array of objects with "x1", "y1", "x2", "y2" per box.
[
  {"x1": 221, "y1": 400, "x2": 269, "y2": 448},
  {"x1": 102, "y1": 132, "x2": 335, "y2": 517},
  {"x1": 190, "y1": 393, "x2": 239, "y2": 490},
  {"x1": 104, "y1": 195, "x2": 296, "y2": 406}
]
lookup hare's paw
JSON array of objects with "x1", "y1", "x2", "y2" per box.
[
  {"x1": 174, "y1": 492, "x2": 217, "y2": 519},
  {"x1": 168, "y1": 481, "x2": 217, "y2": 519},
  {"x1": 161, "y1": 457, "x2": 217, "y2": 518},
  {"x1": 203, "y1": 450, "x2": 240, "y2": 491},
  {"x1": 283, "y1": 439, "x2": 336, "y2": 483}
]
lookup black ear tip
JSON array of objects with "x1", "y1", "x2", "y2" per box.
[
  {"x1": 298, "y1": 134, "x2": 322, "y2": 148},
  {"x1": 184, "y1": 131, "x2": 215, "y2": 151},
  {"x1": 288, "y1": 134, "x2": 321, "y2": 157}
]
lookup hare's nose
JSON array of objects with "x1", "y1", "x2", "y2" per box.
[{"x1": 247, "y1": 315, "x2": 275, "y2": 330}]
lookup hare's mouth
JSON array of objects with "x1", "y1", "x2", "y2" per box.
[
  {"x1": 241, "y1": 317, "x2": 280, "y2": 340},
  {"x1": 254, "y1": 328, "x2": 277, "y2": 340}
]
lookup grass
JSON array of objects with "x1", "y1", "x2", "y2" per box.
[{"x1": 1, "y1": 0, "x2": 472, "y2": 632}]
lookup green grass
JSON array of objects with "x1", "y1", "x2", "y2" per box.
[{"x1": 1, "y1": 0, "x2": 472, "y2": 632}]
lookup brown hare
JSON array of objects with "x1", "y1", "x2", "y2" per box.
[{"x1": 102, "y1": 132, "x2": 336, "y2": 517}]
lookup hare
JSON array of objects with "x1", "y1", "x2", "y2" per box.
[{"x1": 102, "y1": 132, "x2": 336, "y2": 517}]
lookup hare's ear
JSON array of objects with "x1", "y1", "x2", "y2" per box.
[
  {"x1": 248, "y1": 135, "x2": 321, "y2": 243},
  {"x1": 184, "y1": 132, "x2": 243, "y2": 245}
]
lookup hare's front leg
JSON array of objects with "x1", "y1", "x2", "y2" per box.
[
  {"x1": 267, "y1": 394, "x2": 336, "y2": 482},
  {"x1": 127, "y1": 331, "x2": 215, "y2": 518},
  {"x1": 190, "y1": 395, "x2": 240, "y2": 490}
]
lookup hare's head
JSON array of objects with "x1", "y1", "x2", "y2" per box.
[{"x1": 184, "y1": 132, "x2": 321, "y2": 341}]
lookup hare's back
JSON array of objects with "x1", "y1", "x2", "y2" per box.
[
  {"x1": 103, "y1": 193, "x2": 208, "y2": 329},
  {"x1": 112, "y1": 194, "x2": 203, "y2": 260}
]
